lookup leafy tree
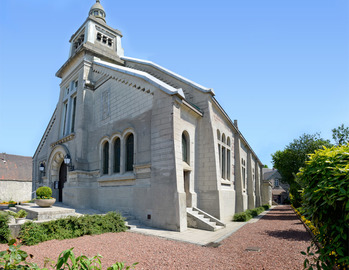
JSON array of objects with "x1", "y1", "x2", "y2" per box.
[
  {"x1": 332, "y1": 124, "x2": 349, "y2": 145},
  {"x1": 271, "y1": 133, "x2": 332, "y2": 206},
  {"x1": 272, "y1": 133, "x2": 332, "y2": 186}
]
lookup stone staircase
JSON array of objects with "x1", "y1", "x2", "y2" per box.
[
  {"x1": 187, "y1": 207, "x2": 225, "y2": 231},
  {"x1": 121, "y1": 212, "x2": 142, "y2": 230}
]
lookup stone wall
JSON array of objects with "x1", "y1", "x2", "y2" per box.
[{"x1": 0, "y1": 180, "x2": 32, "y2": 202}]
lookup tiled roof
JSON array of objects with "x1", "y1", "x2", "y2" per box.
[{"x1": 0, "y1": 153, "x2": 32, "y2": 181}]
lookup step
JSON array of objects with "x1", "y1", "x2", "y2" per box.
[
  {"x1": 187, "y1": 207, "x2": 225, "y2": 231},
  {"x1": 14, "y1": 204, "x2": 75, "y2": 221},
  {"x1": 125, "y1": 219, "x2": 142, "y2": 230},
  {"x1": 193, "y1": 207, "x2": 226, "y2": 226}
]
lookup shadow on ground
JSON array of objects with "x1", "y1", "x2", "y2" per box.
[
  {"x1": 269, "y1": 207, "x2": 293, "y2": 211},
  {"x1": 261, "y1": 214, "x2": 299, "y2": 221},
  {"x1": 264, "y1": 229, "x2": 312, "y2": 242}
]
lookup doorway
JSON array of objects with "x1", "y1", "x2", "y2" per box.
[
  {"x1": 183, "y1": 171, "x2": 191, "y2": 207},
  {"x1": 58, "y1": 162, "x2": 67, "y2": 202}
]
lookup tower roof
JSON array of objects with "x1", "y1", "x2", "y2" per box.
[{"x1": 89, "y1": 0, "x2": 106, "y2": 23}]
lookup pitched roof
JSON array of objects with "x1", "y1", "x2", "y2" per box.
[
  {"x1": 121, "y1": 56, "x2": 215, "y2": 95},
  {"x1": 93, "y1": 58, "x2": 186, "y2": 98},
  {"x1": 0, "y1": 153, "x2": 32, "y2": 181},
  {"x1": 263, "y1": 168, "x2": 281, "y2": 180}
]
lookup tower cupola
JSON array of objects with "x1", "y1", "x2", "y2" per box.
[{"x1": 89, "y1": 0, "x2": 106, "y2": 23}]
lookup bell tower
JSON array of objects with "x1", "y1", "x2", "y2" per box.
[{"x1": 63, "y1": 0, "x2": 124, "y2": 68}]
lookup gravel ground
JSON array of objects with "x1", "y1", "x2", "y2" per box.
[{"x1": 0, "y1": 205, "x2": 312, "y2": 269}]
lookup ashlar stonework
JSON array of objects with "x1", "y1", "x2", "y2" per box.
[{"x1": 33, "y1": 0, "x2": 271, "y2": 231}]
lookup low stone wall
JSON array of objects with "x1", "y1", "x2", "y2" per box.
[{"x1": 0, "y1": 180, "x2": 32, "y2": 202}]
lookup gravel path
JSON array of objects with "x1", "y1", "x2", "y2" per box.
[{"x1": 0, "y1": 205, "x2": 312, "y2": 269}]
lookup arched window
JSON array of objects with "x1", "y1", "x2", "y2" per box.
[
  {"x1": 113, "y1": 138, "x2": 120, "y2": 173},
  {"x1": 125, "y1": 134, "x2": 134, "y2": 172},
  {"x1": 221, "y1": 145, "x2": 226, "y2": 179},
  {"x1": 242, "y1": 158, "x2": 246, "y2": 190},
  {"x1": 227, "y1": 137, "x2": 231, "y2": 180},
  {"x1": 218, "y1": 131, "x2": 232, "y2": 180},
  {"x1": 103, "y1": 142, "x2": 109, "y2": 175},
  {"x1": 222, "y1": 133, "x2": 226, "y2": 144},
  {"x1": 217, "y1": 130, "x2": 221, "y2": 172},
  {"x1": 182, "y1": 132, "x2": 189, "y2": 163}
]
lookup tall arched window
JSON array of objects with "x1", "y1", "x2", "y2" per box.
[
  {"x1": 217, "y1": 130, "x2": 221, "y2": 172},
  {"x1": 242, "y1": 158, "x2": 246, "y2": 190},
  {"x1": 227, "y1": 137, "x2": 231, "y2": 180},
  {"x1": 182, "y1": 132, "x2": 189, "y2": 163},
  {"x1": 113, "y1": 138, "x2": 120, "y2": 173},
  {"x1": 218, "y1": 130, "x2": 232, "y2": 180},
  {"x1": 221, "y1": 134, "x2": 226, "y2": 178},
  {"x1": 125, "y1": 134, "x2": 134, "y2": 172},
  {"x1": 103, "y1": 142, "x2": 109, "y2": 175}
]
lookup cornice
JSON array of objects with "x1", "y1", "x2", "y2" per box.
[
  {"x1": 50, "y1": 134, "x2": 75, "y2": 148},
  {"x1": 56, "y1": 43, "x2": 124, "y2": 78},
  {"x1": 69, "y1": 16, "x2": 122, "y2": 43}
]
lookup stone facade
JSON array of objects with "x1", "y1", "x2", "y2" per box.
[
  {"x1": 33, "y1": 1, "x2": 270, "y2": 231},
  {"x1": 263, "y1": 168, "x2": 289, "y2": 204}
]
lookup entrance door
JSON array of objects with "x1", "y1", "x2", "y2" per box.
[
  {"x1": 183, "y1": 171, "x2": 191, "y2": 207},
  {"x1": 58, "y1": 162, "x2": 67, "y2": 202}
]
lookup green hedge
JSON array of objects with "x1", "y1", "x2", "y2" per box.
[
  {"x1": 233, "y1": 206, "x2": 268, "y2": 222},
  {"x1": 19, "y1": 212, "x2": 127, "y2": 246},
  {"x1": 297, "y1": 144, "x2": 349, "y2": 269},
  {"x1": 0, "y1": 212, "x2": 10, "y2": 244},
  {"x1": 233, "y1": 212, "x2": 252, "y2": 222},
  {"x1": 262, "y1": 204, "x2": 270, "y2": 210}
]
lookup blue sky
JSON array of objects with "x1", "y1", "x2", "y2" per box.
[{"x1": 0, "y1": 0, "x2": 348, "y2": 167}]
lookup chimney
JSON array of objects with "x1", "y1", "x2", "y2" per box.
[{"x1": 234, "y1": 120, "x2": 238, "y2": 129}]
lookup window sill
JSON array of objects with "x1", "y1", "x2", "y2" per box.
[
  {"x1": 221, "y1": 179, "x2": 232, "y2": 186},
  {"x1": 183, "y1": 161, "x2": 192, "y2": 171}
]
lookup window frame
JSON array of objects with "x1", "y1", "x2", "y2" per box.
[
  {"x1": 102, "y1": 141, "x2": 109, "y2": 175},
  {"x1": 125, "y1": 133, "x2": 134, "y2": 172}
]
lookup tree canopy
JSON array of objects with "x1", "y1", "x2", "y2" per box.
[
  {"x1": 332, "y1": 124, "x2": 349, "y2": 146},
  {"x1": 271, "y1": 133, "x2": 332, "y2": 186}
]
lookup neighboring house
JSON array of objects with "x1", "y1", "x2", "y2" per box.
[
  {"x1": 32, "y1": 0, "x2": 271, "y2": 231},
  {"x1": 263, "y1": 168, "x2": 289, "y2": 204},
  {"x1": 0, "y1": 153, "x2": 32, "y2": 202}
]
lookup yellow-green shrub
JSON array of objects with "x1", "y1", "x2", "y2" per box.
[{"x1": 297, "y1": 144, "x2": 349, "y2": 269}]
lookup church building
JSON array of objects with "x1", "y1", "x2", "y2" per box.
[{"x1": 33, "y1": 0, "x2": 267, "y2": 231}]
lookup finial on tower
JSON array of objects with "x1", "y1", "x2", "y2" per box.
[{"x1": 89, "y1": 0, "x2": 106, "y2": 23}]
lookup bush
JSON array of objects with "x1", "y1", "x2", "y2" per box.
[
  {"x1": 0, "y1": 212, "x2": 10, "y2": 244},
  {"x1": 297, "y1": 144, "x2": 349, "y2": 269},
  {"x1": 233, "y1": 206, "x2": 268, "y2": 222},
  {"x1": 16, "y1": 210, "x2": 27, "y2": 218},
  {"x1": 262, "y1": 204, "x2": 270, "y2": 210},
  {"x1": 257, "y1": 206, "x2": 264, "y2": 214},
  {"x1": 19, "y1": 222, "x2": 48, "y2": 245},
  {"x1": 233, "y1": 212, "x2": 252, "y2": 222},
  {"x1": 19, "y1": 212, "x2": 127, "y2": 245},
  {"x1": 36, "y1": 186, "x2": 52, "y2": 199}
]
